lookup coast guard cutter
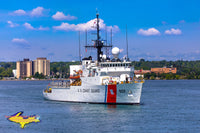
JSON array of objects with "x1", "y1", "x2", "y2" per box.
[{"x1": 43, "y1": 12, "x2": 144, "y2": 104}]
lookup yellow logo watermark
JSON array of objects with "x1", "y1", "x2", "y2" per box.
[{"x1": 5, "y1": 111, "x2": 40, "y2": 128}]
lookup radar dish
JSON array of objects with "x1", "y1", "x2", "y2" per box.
[{"x1": 112, "y1": 47, "x2": 120, "y2": 58}]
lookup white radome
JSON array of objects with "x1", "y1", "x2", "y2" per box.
[{"x1": 112, "y1": 47, "x2": 120, "y2": 58}]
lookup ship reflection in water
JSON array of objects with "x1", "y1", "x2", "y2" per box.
[{"x1": 58, "y1": 102, "x2": 141, "y2": 114}]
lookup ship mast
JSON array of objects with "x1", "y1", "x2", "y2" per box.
[
  {"x1": 85, "y1": 11, "x2": 112, "y2": 62},
  {"x1": 96, "y1": 12, "x2": 102, "y2": 62},
  {"x1": 126, "y1": 25, "x2": 129, "y2": 61}
]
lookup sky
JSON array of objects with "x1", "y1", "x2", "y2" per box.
[{"x1": 1, "y1": 0, "x2": 200, "y2": 61}]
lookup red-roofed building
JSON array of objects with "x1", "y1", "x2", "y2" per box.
[{"x1": 151, "y1": 67, "x2": 177, "y2": 74}]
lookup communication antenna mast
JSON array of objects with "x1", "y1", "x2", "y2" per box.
[
  {"x1": 110, "y1": 28, "x2": 113, "y2": 59},
  {"x1": 105, "y1": 26, "x2": 108, "y2": 57},
  {"x1": 84, "y1": 11, "x2": 112, "y2": 62},
  {"x1": 79, "y1": 31, "x2": 81, "y2": 62},
  {"x1": 126, "y1": 25, "x2": 129, "y2": 60},
  {"x1": 85, "y1": 29, "x2": 87, "y2": 46}
]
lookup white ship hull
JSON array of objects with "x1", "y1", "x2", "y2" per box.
[{"x1": 43, "y1": 83, "x2": 143, "y2": 104}]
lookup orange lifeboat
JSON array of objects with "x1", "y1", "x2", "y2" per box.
[{"x1": 69, "y1": 75, "x2": 80, "y2": 79}]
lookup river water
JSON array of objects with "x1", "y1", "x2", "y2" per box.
[{"x1": 0, "y1": 80, "x2": 200, "y2": 133}]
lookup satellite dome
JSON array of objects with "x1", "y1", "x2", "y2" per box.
[{"x1": 112, "y1": 47, "x2": 120, "y2": 58}]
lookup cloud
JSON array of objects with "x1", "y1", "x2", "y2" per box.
[
  {"x1": 52, "y1": 11, "x2": 77, "y2": 20},
  {"x1": 30, "y1": 7, "x2": 44, "y2": 17},
  {"x1": 137, "y1": 28, "x2": 160, "y2": 36},
  {"x1": 12, "y1": 38, "x2": 28, "y2": 44},
  {"x1": 38, "y1": 26, "x2": 49, "y2": 31},
  {"x1": 165, "y1": 28, "x2": 182, "y2": 35},
  {"x1": 12, "y1": 38, "x2": 30, "y2": 49},
  {"x1": 23, "y1": 22, "x2": 35, "y2": 30},
  {"x1": 10, "y1": 7, "x2": 47, "y2": 17},
  {"x1": 7, "y1": 21, "x2": 19, "y2": 27},
  {"x1": 12, "y1": 9, "x2": 26, "y2": 15},
  {"x1": 53, "y1": 18, "x2": 119, "y2": 32},
  {"x1": 23, "y1": 22, "x2": 49, "y2": 30}
]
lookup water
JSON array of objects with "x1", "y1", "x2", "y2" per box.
[{"x1": 0, "y1": 80, "x2": 200, "y2": 133}]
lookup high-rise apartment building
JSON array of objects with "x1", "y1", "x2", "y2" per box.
[
  {"x1": 16, "y1": 58, "x2": 50, "y2": 78},
  {"x1": 33, "y1": 58, "x2": 50, "y2": 76},
  {"x1": 16, "y1": 59, "x2": 33, "y2": 78}
]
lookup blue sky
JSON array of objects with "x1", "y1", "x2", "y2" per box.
[{"x1": 0, "y1": 0, "x2": 200, "y2": 61}]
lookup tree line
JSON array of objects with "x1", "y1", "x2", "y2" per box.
[
  {"x1": 0, "y1": 62, "x2": 15, "y2": 79},
  {"x1": 133, "y1": 59, "x2": 200, "y2": 80},
  {"x1": 0, "y1": 59, "x2": 200, "y2": 79}
]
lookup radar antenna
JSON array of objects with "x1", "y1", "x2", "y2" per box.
[
  {"x1": 126, "y1": 25, "x2": 129, "y2": 61},
  {"x1": 85, "y1": 11, "x2": 112, "y2": 62}
]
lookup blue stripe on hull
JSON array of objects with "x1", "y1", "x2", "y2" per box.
[{"x1": 104, "y1": 85, "x2": 107, "y2": 103}]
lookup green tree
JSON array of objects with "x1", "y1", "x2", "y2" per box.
[{"x1": 33, "y1": 72, "x2": 45, "y2": 79}]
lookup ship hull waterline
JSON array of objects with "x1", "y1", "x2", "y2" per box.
[{"x1": 43, "y1": 83, "x2": 143, "y2": 105}]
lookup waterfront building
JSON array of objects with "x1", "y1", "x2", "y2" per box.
[
  {"x1": 134, "y1": 67, "x2": 177, "y2": 78},
  {"x1": 12, "y1": 69, "x2": 17, "y2": 78},
  {"x1": 33, "y1": 58, "x2": 50, "y2": 76},
  {"x1": 16, "y1": 59, "x2": 33, "y2": 78},
  {"x1": 151, "y1": 67, "x2": 177, "y2": 74},
  {"x1": 16, "y1": 57, "x2": 50, "y2": 79}
]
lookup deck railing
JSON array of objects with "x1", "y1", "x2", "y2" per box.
[{"x1": 50, "y1": 81, "x2": 70, "y2": 88}]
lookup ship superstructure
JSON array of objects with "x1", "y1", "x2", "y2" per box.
[{"x1": 43, "y1": 12, "x2": 144, "y2": 104}]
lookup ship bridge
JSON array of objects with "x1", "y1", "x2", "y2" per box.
[
  {"x1": 100, "y1": 61, "x2": 132, "y2": 68},
  {"x1": 99, "y1": 61, "x2": 134, "y2": 77}
]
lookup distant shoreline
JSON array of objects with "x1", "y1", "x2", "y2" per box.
[
  {"x1": 0, "y1": 79, "x2": 69, "y2": 81},
  {"x1": 0, "y1": 79, "x2": 199, "y2": 81}
]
